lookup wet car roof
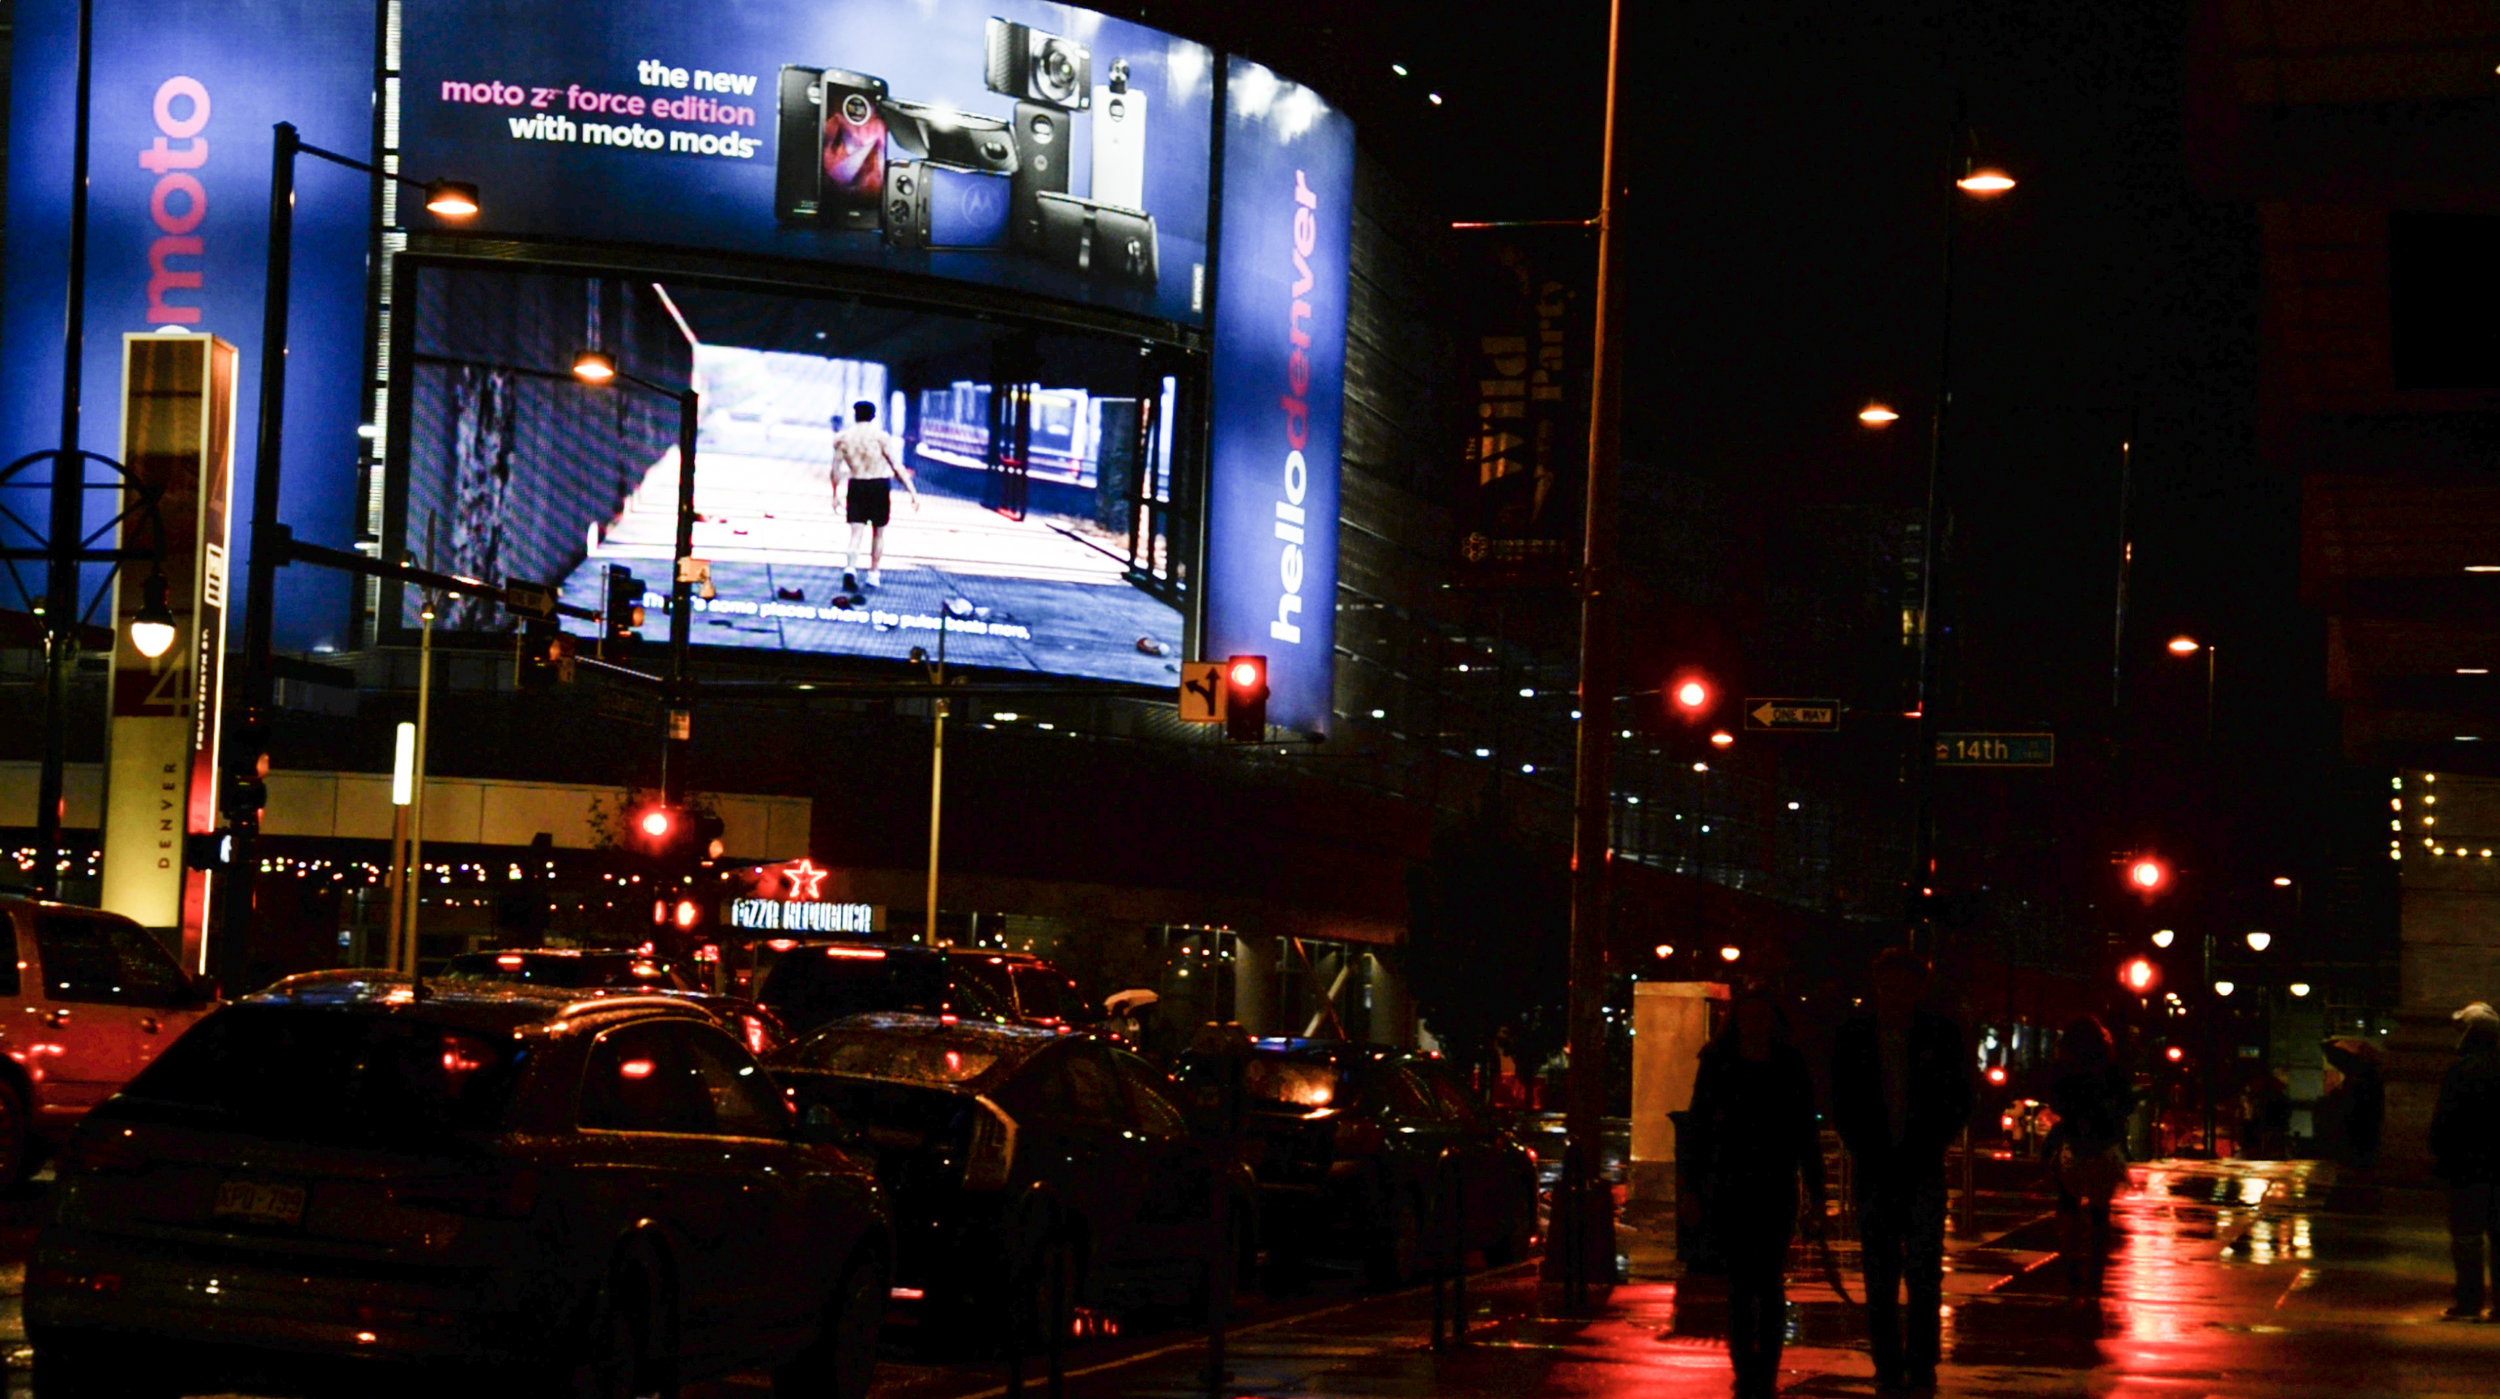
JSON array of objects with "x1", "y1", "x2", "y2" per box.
[{"x1": 248, "y1": 970, "x2": 704, "y2": 1035}]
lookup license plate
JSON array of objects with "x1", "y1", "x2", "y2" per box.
[{"x1": 213, "y1": 1179, "x2": 307, "y2": 1227}]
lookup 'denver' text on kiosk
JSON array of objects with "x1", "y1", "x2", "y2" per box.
[{"x1": 1271, "y1": 169, "x2": 1321, "y2": 646}]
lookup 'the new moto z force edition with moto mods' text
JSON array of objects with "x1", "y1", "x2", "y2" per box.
[{"x1": 777, "y1": 16, "x2": 1158, "y2": 287}]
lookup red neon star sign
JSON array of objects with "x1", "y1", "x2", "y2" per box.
[{"x1": 780, "y1": 859, "x2": 829, "y2": 901}]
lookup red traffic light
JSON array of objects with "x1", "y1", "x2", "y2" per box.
[
  {"x1": 2124, "y1": 853, "x2": 2172, "y2": 899},
  {"x1": 639, "y1": 808, "x2": 674, "y2": 840},
  {"x1": 2121, "y1": 957, "x2": 2158, "y2": 993},
  {"x1": 2166, "y1": 1046, "x2": 2185, "y2": 1062},
  {"x1": 1668, "y1": 670, "x2": 1716, "y2": 723},
  {"x1": 1229, "y1": 658, "x2": 1261, "y2": 689},
  {"x1": 1223, "y1": 654, "x2": 1269, "y2": 742},
  {"x1": 1985, "y1": 1065, "x2": 2007, "y2": 1085}
]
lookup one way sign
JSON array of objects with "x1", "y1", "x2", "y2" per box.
[{"x1": 1743, "y1": 698, "x2": 1841, "y2": 732}]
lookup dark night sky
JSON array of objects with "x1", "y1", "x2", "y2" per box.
[{"x1": 1160, "y1": 0, "x2": 2330, "y2": 915}]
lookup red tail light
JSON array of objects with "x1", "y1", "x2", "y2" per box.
[{"x1": 387, "y1": 1168, "x2": 540, "y2": 1219}]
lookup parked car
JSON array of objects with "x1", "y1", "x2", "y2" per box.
[
  {"x1": 441, "y1": 947, "x2": 791, "y2": 1056},
  {"x1": 750, "y1": 941, "x2": 1012, "y2": 1038},
  {"x1": 0, "y1": 896, "x2": 217, "y2": 1185},
  {"x1": 945, "y1": 950, "x2": 1086, "y2": 1030},
  {"x1": 28, "y1": 971, "x2": 890, "y2": 1399},
  {"x1": 1172, "y1": 1039, "x2": 1539, "y2": 1285},
  {"x1": 773, "y1": 1013, "x2": 1256, "y2": 1346}
]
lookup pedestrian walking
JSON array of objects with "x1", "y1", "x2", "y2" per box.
[
  {"x1": 2042, "y1": 1015, "x2": 2132, "y2": 1296},
  {"x1": 831, "y1": 399, "x2": 919, "y2": 594},
  {"x1": 1831, "y1": 947, "x2": 1972, "y2": 1396},
  {"x1": 2430, "y1": 1001, "x2": 2500, "y2": 1320},
  {"x1": 1688, "y1": 991, "x2": 1827, "y2": 1399}
]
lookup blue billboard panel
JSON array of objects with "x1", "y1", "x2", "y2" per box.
[
  {"x1": 396, "y1": 264, "x2": 1186, "y2": 688},
  {"x1": 1202, "y1": 60, "x2": 1352, "y2": 735},
  {"x1": 0, "y1": 0, "x2": 374, "y2": 653},
  {"x1": 400, "y1": 0, "x2": 1215, "y2": 326}
]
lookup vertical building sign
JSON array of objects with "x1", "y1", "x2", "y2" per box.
[
  {"x1": 101, "y1": 333, "x2": 236, "y2": 957},
  {"x1": 1455, "y1": 226, "x2": 1590, "y2": 586},
  {"x1": 1203, "y1": 59, "x2": 1353, "y2": 734}
]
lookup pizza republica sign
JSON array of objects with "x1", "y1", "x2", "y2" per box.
[{"x1": 728, "y1": 859, "x2": 881, "y2": 933}]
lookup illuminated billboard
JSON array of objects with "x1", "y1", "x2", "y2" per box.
[
  {"x1": 395, "y1": 263, "x2": 1187, "y2": 687},
  {"x1": 400, "y1": 0, "x2": 1215, "y2": 325},
  {"x1": 1203, "y1": 60, "x2": 1353, "y2": 734}
]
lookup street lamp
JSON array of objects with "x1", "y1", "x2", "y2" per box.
[
  {"x1": 2245, "y1": 930, "x2": 2271, "y2": 952},
  {"x1": 2289, "y1": 982, "x2": 2311, "y2": 998},
  {"x1": 222, "y1": 122, "x2": 477, "y2": 988},
  {"x1": 2167, "y1": 633, "x2": 2218, "y2": 737},
  {"x1": 1955, "y1": 167, "x2": 2016, "y2": 194},
  {"x1": 1859, "y1": 402, "x2": 1901, "y2": 426},
  {"x1": 569, "y1": 345, "x2": 701, "y2": 811},
  {"x1": 2152, "y1": 928, "x2": 2176, "y2": 948},
  {"x1": 127, "y1": 570, "x2": 177, "y2": 659},
  {"x1": 2214, "y1": 980, "x2": 2235, "y2": 997}
]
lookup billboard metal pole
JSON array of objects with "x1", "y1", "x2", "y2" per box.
[
  {"x1": 665, "y1": 386, "x2": 697, "y2": 806},
  {"x1": 1561, "y1": 0, "x2": 1626, "y2": 1306},
  {"x1": 38, "y1": 0, "x2": 99, "y2": 898}
]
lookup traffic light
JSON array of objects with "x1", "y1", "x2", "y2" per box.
[
  {"x1": 628, "y1": 803, "x2": 727, "y2": 866},
  {"x1": 2124, "y1": 852, "x2": 2173, "y2": 901},
  {"x1": 1667, "y1": 669, "x2": 1716, "y2": 724},
  {"x1": 1223, "y1": 654, "x2": 1268, "y2": 741},
  {"x1": 2120, "y1": 957, "x2": 2159, "y2": 994},
  {"x1": 603, "y1": 565, "x2": 646, "y2": 660},
  {"x1": 516, "y1": 623, "x2": 578, "y2": 692},
  {"x1": 221, "y1": 719, "x2": 270, "y2": 823}
]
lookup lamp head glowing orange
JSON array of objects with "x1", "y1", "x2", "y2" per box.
[
  {"x1": 1956, "y1": 168, "x2": 2016, "y2": 194},
  {"x1": 573, "y1": 350, "x2": 619, "y2": 383},
  {"x1": 2168, "y1": 635, "x2": 2200, "y2": 656}
]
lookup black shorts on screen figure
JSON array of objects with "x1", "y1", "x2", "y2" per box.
[{"x1": 846, "y1": 477, "x2": 892, "y2": 527}]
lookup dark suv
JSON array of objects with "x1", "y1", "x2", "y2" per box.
[
  {"x1": 28, "y1": 972, "x2": 890, "y2": 1399},
  {"x1": 945, "y1": 950, "x2": 1085, "y2": 1030},
  {"x1": 751, "y1": 941, "x2": 1011, "y2": 1038}
]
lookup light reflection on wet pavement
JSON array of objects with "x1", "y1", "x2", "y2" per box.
[{"x1": 840, "y1": 1157, "x2": 2500, "y2": 1399}]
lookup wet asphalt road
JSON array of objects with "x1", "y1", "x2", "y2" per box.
[{"x1": 0, "y1": 1155, "x2": 2493, "y2": 1396}]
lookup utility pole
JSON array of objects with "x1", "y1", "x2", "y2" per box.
[{"x1": 1560, "y1": 0, "x2": 1627, "y2": 1305}]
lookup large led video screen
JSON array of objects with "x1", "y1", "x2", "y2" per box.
[
  {"x1": 395, "y1": 263, "x2": 1187, "y2": 687},
  {"x1": 401, "y1": 0, "x2": 1215, "y2": 325}
]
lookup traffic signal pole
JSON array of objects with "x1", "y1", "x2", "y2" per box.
[{"x1": 1558, "y1": 0, "x2": 1626, "y2": 1308}]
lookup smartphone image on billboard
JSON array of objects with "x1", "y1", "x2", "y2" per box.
[
  {"x1": 1090, "y1": 59, "x2": 1147, "y2": 211},
  {"x1": 819, "y1": 69, "x2": 892, "y2": 232},
  {"x1": 885, "y1": 161, "x2": 1013, "y2": 251},
  {"x1": 1035, "y1": 191, "x2": 1157, "y2": 286},
  {"x1": 1010, "y1": 101, "x2": 1070, "y2": 251},
  {"x1": 776, "y1": 65, "x2": 826, "y2": 223},
  {"x1": 883, "y1": 100, "x2": 1018, "y2": 175}
]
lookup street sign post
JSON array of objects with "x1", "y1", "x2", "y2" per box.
[
  {"x1": 1743, "y1": 698, "x2": 1840, "y2": 732},
  {"x1": 1177, "y1": 662, "x2": 1227, "y2": 723},
  {"x1": 1934, "y1": 732, "x2": 2054, "y2": 767}
]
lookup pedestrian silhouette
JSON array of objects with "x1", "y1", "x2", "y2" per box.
[
  {"x1": 2043, "y1": 1015, "x2": 2132, "y2": 1296},
  {"x1": 1830, "y1": 947, "x2": 1971, "y2": 1396},
  {"x1": 1688, "y1": 990, "x2": 1827, "y2": 1399},
  {"x1": 2431, "y1": 1001, "x2": 2500, "y2": 1320}
]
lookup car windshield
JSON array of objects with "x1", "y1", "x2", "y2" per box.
[
  {"x1": 445, "y1": 952, "x2": 688, "y2": 990},
  {"x1": 1174, "y1": 1053, "x2": 1345, "y2": 1110},
  {"x1": 1244, "y1": 1058, "x2": 1343, "y2": 1109},
  {"x1": 110, "y1": 1005, "x2": 529, "y2": 1146},
  {"x1": 754, "y1": 947, "x2": 947, "y2": 1033},
  {"x1": 788, "y1": 1022, "x2": 1040, "y2": 1088}
]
